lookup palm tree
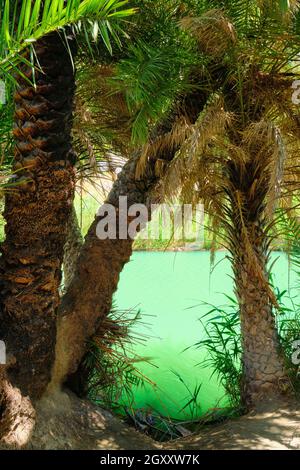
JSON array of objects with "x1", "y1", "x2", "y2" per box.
[
  {"x1": 0, "y1": 29, "x2": 78, "y2": 400},
  {"x1": 48, "y1": 0, "x2": 208, "y2": 389},
  {"x1": 0, "y1": 0, "x2": 134, "y2": 441},
  {"x1": 41, "y1": 0, "x2": 300, "y2": 407},
  {"x1": 1, "y1": 0, "x2": 299, "y2": 446},
  {"x1": 143, "y1": 1, "x2": 300, "y2": 406}
]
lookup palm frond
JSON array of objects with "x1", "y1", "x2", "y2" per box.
[
  {"x1": 0, "y1": 0, "x2": 136, "y2": 79},
  {"x1": 111, "y1": 39, "x2": 196, "y2": 144},
  {"x1": 180, "y1": 10, "x2": 237, "y2": 58}
]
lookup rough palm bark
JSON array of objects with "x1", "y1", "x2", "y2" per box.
[
  {"x1": 49, "y1": 154, "x2": 156, "y2": 390},
  {"x1": 0, "y1": 32, "x2": 76, "y2": 400},
  {"x1": 236, "y1": 253, "x2": 287, "y2": 406},
  {"x1": 227, "y1": 155, "x2": 288, "y2": 406},
  {"x1": 63, "y1": 205, "x2": 83, "y2": 291}
]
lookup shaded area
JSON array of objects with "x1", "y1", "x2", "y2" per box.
[
  {"x1": 1, "y1": 393, "x2": 299, "y2": 450},
  {"x1": 0, "y1": 390, "x2": 158, "y2": 450}
]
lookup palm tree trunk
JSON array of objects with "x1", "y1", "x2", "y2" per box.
[
  {"x1": 227, "y1": 153, "x2": 288, "y2": 407},
  {"x1": 63, "y1": 205, "x2": 83, "y2": 291},
  {"x1": 49, "y1": 154, "x2": 157, "y2": 390},
  {"x1": 0, "y1": 32, "x2": 76, "y2": 400},
  {"x1": 49, "y1": 86, "x2": 208, "y2": 391},
  {"x1": 235, "y1": 247, "x2": 287, "y2": 406}
]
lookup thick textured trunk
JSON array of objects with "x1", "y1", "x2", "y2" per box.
[
  {"x1": 0, "y1": 32, "x2": 76, "y2": 400},
  {"x1": 0, "y1": 377, "x2": 35, "y2": 446},
  {"x1": 49, "y1": 155, "x2": 157, "y2": 389},
  {"x1": 63, "y1": 205, "x2": 83, "y2": 291}
]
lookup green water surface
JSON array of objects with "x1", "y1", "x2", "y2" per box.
[{"x1": 114, "y1": 252, "x2": 296, "y2": 420}]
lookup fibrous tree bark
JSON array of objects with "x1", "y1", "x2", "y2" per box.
[
  {"x1": 50, "y1": 153, "x2": 157, "y2": 390},
  {"x1": 227, "y1": 143, "x2": 288, "y2": 406},
  {"x1": 63, "y1": 205, "x2": 84, "y2": 291},
  {"x1": 0, "y1": 31, "x2": 76, "y2": 401},
  {"x1": 236, "y1": 251, "x2": 287, "y2": 405}
]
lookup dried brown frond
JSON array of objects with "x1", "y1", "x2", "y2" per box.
[
  {"x1": 180, "y1": 10, "x2": 237, "y2": 58},
  {"x1": 228, "y1": 182, "x2": 279, "y2": 307},
  {"x1": 240, "y1": 120, "x2": 286, "y2": 218},
  {"x1": 158, "y1": 97, "x2": 233, "y2": 201},
  {"x1": 266, "y1": 127, "x2": 286, "y2": 217},
  {"x1": 250, "y1": 73, "x2": 297, "y2": 114},
  {"x1": 136, "y1": 115, "x2": 192, "y2": 179}
]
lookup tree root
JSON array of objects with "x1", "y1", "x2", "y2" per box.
[{"x1": 0, "y1": 378, "x2": 35, "y2": 447}]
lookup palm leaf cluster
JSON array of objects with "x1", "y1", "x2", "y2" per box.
[
  {"x1": 120, "y1": 2, "x2": 300, "y2": 303},
  {"x1": 71, "y1": 0, "x2": 198, "y2": 181},
  {"x1": 0, "y1": 0, "x2": 135, "y2": 80}
]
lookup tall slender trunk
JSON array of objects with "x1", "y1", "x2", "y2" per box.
[
  {"x1": 63, "y1": 205, "x2": 83, "y2": 291},
  {"x1": 235, "y1": 249, "x2": 287, "y2": 406},
  {"x1": 0, "y1": 32, "x2": 76, "y2": 400},
  {"x1": 227, "y1": 149, "x2": 288, "y2": 407}
]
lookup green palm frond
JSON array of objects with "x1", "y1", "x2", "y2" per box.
[
  {"x1": 111, "y1": 37, "x2": 203, "y2": 144},
  {"x1": 111, "y1": 40, "x2": 196, "y2": 144},
  {"x1": 0, "y1": 0, "x2": 136, "y2": 78}
]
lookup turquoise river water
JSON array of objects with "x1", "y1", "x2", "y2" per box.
[{"x1": 114, "y1": 252, "x2": 297, "y2": 420}]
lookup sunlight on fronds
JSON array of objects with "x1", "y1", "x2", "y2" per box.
[
  {"x1": 0, "y1": 0, "x2": 135, "y2": 80},
  {"x1": 158, "y1": 97, "x2": 233, "y2": 201},
  {"x1": 136, "y1": 116, "x2": 192, "y2": 179},
  {"x1": 111, "y1": 39, "x2": 195, "y2": 145}
]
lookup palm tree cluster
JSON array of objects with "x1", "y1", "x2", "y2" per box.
[
  {"x1": 0, "y1": 0, "x2": 300, "y2": 446},
  {"x1": 129, "y1": 0, "x2": 300, "y2": 404}
]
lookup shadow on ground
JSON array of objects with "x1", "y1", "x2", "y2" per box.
[
  {"x1": 164, "y1": 398, "x2": 300, "y2": 450},
  {"x1": 1, "y1": 391, "x2": 299, "y2": 450}
]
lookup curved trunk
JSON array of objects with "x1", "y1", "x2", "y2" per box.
[
  {"x1": 0, "y1": 32, "x2": 76, "y2": 400},
  {"x1": 63, "y1": 205, "x2": 83, "y2": 291},
  {"x1": 49, "y1": 155, "x2": 157, "y2": 389},
  {"x1": 49, "y1": 86, "x2": 208, "y2": 391},
  {"x1": 227, "y1": 140, "x2": 288, "y2": 407}
]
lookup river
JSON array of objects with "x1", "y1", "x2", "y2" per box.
[{"x1": 114, "y1": 251, "x2": 296, "y2": 420}]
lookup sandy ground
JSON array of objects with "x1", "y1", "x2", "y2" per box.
[
  {"x1": 1, "y1": 391, "x2": 299, "y2": 450},
  {"x1": 28, "y1": 391, "x2": 158, "y2": 450},
  {"x1": 165, "y1": 397, "x2": 300, "y2": 450}
]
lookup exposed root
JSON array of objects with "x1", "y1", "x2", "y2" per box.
[
  {"x1": 0, "y1": 379, "x2": 35, "y2": 447},
  {"x1": 1, "y1": 389, "x2": 157, "y2": 450}
]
